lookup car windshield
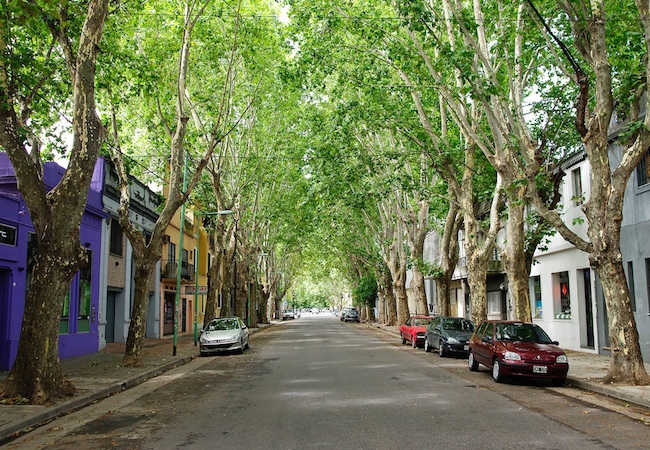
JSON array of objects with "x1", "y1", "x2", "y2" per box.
[
  {"x1": 413, "y1": 318, "x2": 434, "y2": 326},
  {"x1": 495, "y1": 323, "x2": 553, "y2": 343},
  {"x1": 442, "y1": 319, "x2": 474, "y2": 332},
  {"x1": 206, "y1": 319, "x2": 238, "y2": 331}
]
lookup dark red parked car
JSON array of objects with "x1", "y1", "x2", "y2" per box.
[
  {"x1": 399, "y1": 315, "x2": 436, "y2": 348},
  {"x1": 468, "y1": 320, "x2": 569, "y2": 385}
]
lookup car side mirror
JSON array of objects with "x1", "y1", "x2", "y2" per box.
[
  {"x1": 482, "y1": 335, "x2": 492, "y2": 343},
  {"x1": 552, "y1": 340, "x2": 559, "y2": 345},
  {"x1": 434, "y1": 327, "x2": 441, "y2": 333}
]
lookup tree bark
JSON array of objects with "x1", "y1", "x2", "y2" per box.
[
  {"x1": 500, "y1": 192, "x2": 532, "y2": 322},
  {"x1": 122, "y1": 258, "x2": 157, "y2": 367}
]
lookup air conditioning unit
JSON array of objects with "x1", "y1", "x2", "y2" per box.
[{"x1": 163, "y1": 234, "x2": 171, "y2": 243}]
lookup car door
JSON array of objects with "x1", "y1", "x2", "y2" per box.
[
  {"x1": 473, "y1": 322, "x2": 494, "y2": 365},
  {"x1": 402, "y1": 317, "x2": 412, "y2": 341},
  {"x1": 429, "y1": 317, "x2": 441, "y2": 348}
]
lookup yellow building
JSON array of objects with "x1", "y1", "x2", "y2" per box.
[{"x1": 159, "y1": 206, "x2": 209, "y2": 339}]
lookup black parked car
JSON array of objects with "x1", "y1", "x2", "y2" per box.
[
  {"x1": 343, "y1": 309, "x2": 360, "y2": 323},
  {"x1": 424, "y1": 316, "x2": 475, "y2": 357}
]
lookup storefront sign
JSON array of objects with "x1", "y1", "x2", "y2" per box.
[
  {"x1": 0, "y1": 223, "x2": 17, "y2": 246},
  {"x1": 185, "y1": 286, "x2": 208, "y2": 295}
]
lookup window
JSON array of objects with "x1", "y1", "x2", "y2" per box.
[
  {"x1": 627, "y1": 261, "x2": 636, "y2": 311},
  {"x1": 109, "y1": 218, "x2": 123, "y2": 256},
  {"x1": 60, "y1": 291, "x2": 70, "y2": 334},
  {"x1": 636, "y1": 149, "x2": 649, "y2": 187},
  {"x1": 484, "y1": 322, "x2": 494, "y2": 342},
  {"x1": 168, "y1": 242, "x2": 176, "y2": 262},
  {"x1": 572, "y1": 168, "x2": 583, "y2": 205},
  {"x1": 164, "y1": 293, "x2": 174, "y2": 325},
  {"x1": 554, "y1": 271, "x2": 571, "y2": 319},
  {"x1": 646, "y1": 259, "x2": 650, "y2": 311},
  {"x1": 529, "y1": 276, "x2": 542, "y2": 319},
  {"x1": 77, "y1": 252, "x2": 92, "y2": 332},
  {"x1": 487, "y1": 291, "x2": 501, "y2": 315},
  {"x1": 475, "y1": 321, "x2": 488, "y2": 338}
]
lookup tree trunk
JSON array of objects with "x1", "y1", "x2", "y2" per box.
[
  {"x1": 258, "y1": 285, "x2": 269, "y2": 324},
  {"x1": 500, "y1": 196, "x2": 532, "y2": 322},
  {"x1": 122, "y1": 257, "x2": 157, "y2": 367},
  {"x1": 410, "y1": 268, "x2": 428, "y2": 315},
  {"x1": 434, "y1": 204, "x2": 461, "y2": 316},
  {"x1": 382, "y1": 272, "x2": 398, "y2": 326},
  {"x1": 597, "y1": 256, "x2": 650, "y2": 384},
  {"x1": 1, "y1": 239, "x2": 80, "y2": 403},
  {"x1": 220, "y1": 264, "x2": 234, "y2": 317},
  {"x1": 467, "y1": 252, "x2": 490, "y2": 325},
  {"x1": 434, "y1": 275, "x2": 451, "y2": 316},
  {"x1": 204, "y1": 253, "x2": 223, "y2": 328}
]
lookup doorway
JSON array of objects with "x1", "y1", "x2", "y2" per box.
[
  {"x1": 0, "y1": 269, "x2": 10, "y2": 367},
  {"x1": 581, "y1": 269, "x2": 595, "y2": 348},
  {"x1": 106, "y1": 291, "x2": 116, "y2": 343}
]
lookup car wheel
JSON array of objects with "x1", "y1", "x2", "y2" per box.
[
  {"x1": 438, "y1": 341, "x2": 447, "y2": 357},
  {"x1": 238, "y1": 339, "x2": 245, "y2": 354},
  {"x1": 468, "y1": 351, "x2": 479, "y2": 371},
  {"x1": 401, "y1": 333, "x2": 407, "y2": 345},
  {"x1": 492, "y1": 358, "x2": 504, "y2": 383},
  {"x1": 244, "y1": 340, "x2": 250, "y2": 350},
  {"x1": 200, "y1": 351, "x2": 207, "y2": 357},
  {"x1": 424, "y1": 338, "x2": 432, "y2": 353},
  {"x1": 411, "y1": 336, "x2": 417, "y2": 348},
  {"x1": 551, "y1": 377, "x2": 566, "y2": 387}
]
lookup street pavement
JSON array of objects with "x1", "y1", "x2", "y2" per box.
[{"x1": 1, "y1": 320, "x2": 650, "y2": 445}]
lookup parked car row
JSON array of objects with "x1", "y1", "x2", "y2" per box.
[{"x1": 400, "y1": 315, "x2": 569, "y2": 386}]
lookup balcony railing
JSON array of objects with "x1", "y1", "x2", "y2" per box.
[
  {"x1": 456, "y1": 253, "x2": 503, "y2": 273},
  {"x1": 161, "y1": 259, "x2": 195, "y2": 282}
]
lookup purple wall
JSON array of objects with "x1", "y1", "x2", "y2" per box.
[{"x1": 0, "y1": 154, "x2": 106, "y2": 370}]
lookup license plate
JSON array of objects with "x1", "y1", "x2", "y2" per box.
[
  {"x1": 463, "y1": 345, "x2": 469, "y2": 351},
  {"x1": 533, "y1": 365, "x2": 548, "y2": 374}
]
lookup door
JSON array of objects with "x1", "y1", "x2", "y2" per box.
[
  {"x1": 182, "y1": 299, "x2": 187, "y2": 333},
  {"x1": 106, "y1": 291, "x2": 116, "y2": 343},
  {"x1": 582, "y1": 269, "x2": 594, "y2": 348},
  {"x1": 0, "y1": 269, "x2": 10, "y2": 366}
]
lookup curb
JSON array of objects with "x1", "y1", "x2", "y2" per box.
[
  {"x1": 1, "y1": 326, "x2": 274, "y2": 444},
  {"x1": 0, "y1": 355, "x2": 195, "y2": 444},
  {"x1": 566, "y1": 377, "x2": 650, "y2": 410}
]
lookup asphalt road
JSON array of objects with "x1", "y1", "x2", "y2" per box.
[{"x1": 6, "y1": 315, "x2": 650, "y2": 449}]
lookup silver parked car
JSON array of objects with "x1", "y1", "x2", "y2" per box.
[{"x1": 200, "y1": 317, "x2": 249, "y2": 356}]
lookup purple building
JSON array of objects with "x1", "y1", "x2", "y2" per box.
[{"x1": 0, "y1": 153, "x2": 106, "y2": 371}]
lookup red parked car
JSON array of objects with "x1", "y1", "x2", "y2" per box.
[
  {"x1": 399, "y1": 315, "x2": 436, "y2": 348},
  {"x1": 468, "y1": 320, "x2": 569, "y2": 386}
]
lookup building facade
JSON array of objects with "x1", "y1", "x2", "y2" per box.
[
  {"x1": 100, "y1": 158, "x2": 162, "y2": 346},
  {"x1": 0, "y1": 154, "x2": 106, "y2": 370}
]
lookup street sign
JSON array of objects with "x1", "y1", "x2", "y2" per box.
[{"x1": 185, "y1": 286, "x2": 208, "y2": 295}]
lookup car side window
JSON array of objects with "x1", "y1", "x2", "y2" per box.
[
  {"x1": 484, "y1": 323, "x2": 494, "y2": 342},
  {"x1": 475, "y1": 321, "x2": 487, "y2": 338}
]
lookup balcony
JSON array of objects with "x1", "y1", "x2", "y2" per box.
[
  {"x1": 456, "y1": 254, "x2": 503, "y2": 273},
  {"x1": 161, "y1": 259, "x2": 195, "y2": 282}
]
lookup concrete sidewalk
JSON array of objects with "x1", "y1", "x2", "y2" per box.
[
  {"x1": 2, "y1": 320, "x2": 650, "y2": 445},
  {"x1": 369, "y1": 322, "x2": 650, "y2": 410}
]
